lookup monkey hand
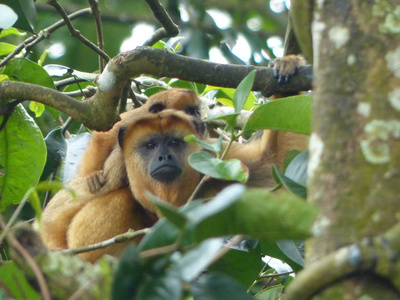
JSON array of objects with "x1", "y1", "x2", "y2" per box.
[
  {"x1": 270, "y1": 54, "x2": 306, "y2": 84},
  {"x1": 86, "y1": 171, "x2": 106, "y2": 194}
]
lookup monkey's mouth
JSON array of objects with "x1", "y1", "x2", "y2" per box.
[{"x1": 151, "y1": 165, "x2": 182, "y2": 183}]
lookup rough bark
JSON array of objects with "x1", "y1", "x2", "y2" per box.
[{"x1": 306, "y1": 0, "x2": 400, "y2": 298}]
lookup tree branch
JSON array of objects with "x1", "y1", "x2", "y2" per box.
[
  {"x1": 0, "y1": 47, "x2": 312, "y2": 131},
  {"x1": 286, "y1": 222, "x2": 400, "y2": 299}
]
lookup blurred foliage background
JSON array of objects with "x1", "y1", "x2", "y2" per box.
[{"x1": 26, "y1": 0, "x2": 290, "y2": 71}]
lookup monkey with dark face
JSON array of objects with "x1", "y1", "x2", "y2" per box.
[
  {"x1": 40, "y1": 55, "x2": 308, "y2": 262},
  {"x1": 41, "y1": 110, "x2": 205, "y2": 262},
  {"x1": 79, "y1": 88, "x2": 202, "y2": 194}
]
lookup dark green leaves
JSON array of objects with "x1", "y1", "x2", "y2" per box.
[
  {"x1": 0, "y1": 105, "x2": 46, "y2": 210},
  {"x1": 187, "y1": 185, "x2": 317, "y2": 243},
  {"x1": 3, "y1": 58, "x2": 56, "y2": 89}
]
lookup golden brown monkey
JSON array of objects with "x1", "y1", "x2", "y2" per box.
[
  {"x1": 40, "y1": 56, "x2": 308, "y2": 262},
  {"x1": 41, "y1": 110, "x2": 206, "y2": 262},
  {"x1": 81, "y1": 55, "x2": 308, "y2": 197},
  {"x1": 79, "y1": 88, "x2": 202, "y2": 193}
]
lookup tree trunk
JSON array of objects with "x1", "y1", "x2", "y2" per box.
[{"x1": 308, "y1": 0, "x2": 400, "y2": 298}]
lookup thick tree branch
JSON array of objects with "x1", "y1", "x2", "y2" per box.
[
  {"x1": 0, "y1": 47, "x2": 312, "y2": 131},
  {"x1": 286, "y1": 222, "x2": 400, "y2": 299}
]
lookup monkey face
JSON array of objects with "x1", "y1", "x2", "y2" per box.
[
  {"x1": 138, "y1": 135, "x2": 187, "y2": 183},
  {"x1": 120, "y1": 110, "x2": 204, "y2": 212}
]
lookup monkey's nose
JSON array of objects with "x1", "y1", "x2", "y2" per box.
[{"x1": 158, "y1": 154, "x2": 172, "y2": 161}]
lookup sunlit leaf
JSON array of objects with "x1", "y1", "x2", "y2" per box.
[
  {"x1": 233, "y1": 70, "x2": 256, "y2": 113},
  {"x1": 28, "y1": 101, "x2": 45, "y2": 117},
  {"x1": 189, "y1": 151, "x2": 249, "y2": 183},
  {"x1": 243, "y1": 95, "x2": 312, "y2": 134},
  {"x1": 202, "y1": 86, "x2": 256, "y2": 111},
  {"x1": 0, "y1": 42, "x2": 16, "y2": 56},
  {"x1": 0, "y1": 27, "x2": 26, "y2": 38}
]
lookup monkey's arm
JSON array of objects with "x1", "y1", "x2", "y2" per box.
[
  {"x1": 78, "y1": 129, "x2": 119, "y2": 178},
  {"x1": 86, "y1": 147, "x2": 128, "y2": 194}
]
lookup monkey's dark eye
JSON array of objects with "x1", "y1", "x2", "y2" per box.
[
  {"x1": 168, "y1": 139, "x2": 180, "y2": 147},
  {"x1": 149, "y1": 102, "x2": 166, "y2": 113},
  {"x1": 145, "y1": 142, "x2": 156, "y2": 149},
  {"x1": 186, "y1": 106, "x2": 201, "y2": 117}
]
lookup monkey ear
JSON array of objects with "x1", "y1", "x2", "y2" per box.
[
  {"x1": 192, "y1": 119, "x2": 206, "y2": 136},
  {"x1": 148, "y1": 102, "x2": 166, "y2": 113},
  {"x1": 118, "y1": 126, "x2": 126, "y2": 148}
]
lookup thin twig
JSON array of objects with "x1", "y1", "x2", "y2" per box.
[
  {"x1": 0, "y1": 8, "x2": 92, "y2": 68},
  {"x1": 145, "y1": 0, "x2": 179, "y2": 36},
  {"x1": 47, "y1": 0, "x2": 110, "y2": 62},
  {"x1": 88, "y1": 0, "x2": 106, "y2": 72},
  {"x1": 139, "y1": 243, "x2": 179, "y2": 259},
  {"x1": 60, "y1": 228, "x2": 150, "y2": 255}
]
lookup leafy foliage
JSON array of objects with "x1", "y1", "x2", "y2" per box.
[{"x1": 0, "y1": 1, "x2": 316, "y2": 299}]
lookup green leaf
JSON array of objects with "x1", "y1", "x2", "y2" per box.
[
  {"x1": 202, "y1": 86, "x2": 256, "y2": 111},
  {"x1": 190, "y1": 273, "x2": 252, "y2": 300},
  {"x1": 3, "y1": 57, "x2": 56, "y2": 89},
  {"x1": 206, "y1": 112, "x2": 239, "y2": 129},
  {"x1": 186, "y1": 184, "x2": 246, "y2": 224},
  {"x1": 0, "y1": 27, "x2": 26, "y2": 38},
  {"x1": 0, "y1": 262, "x2": 40, "y2": 299},
  {"x1": 152, "y1": 40, "x2": 166, "y2": 49},
  {"x1": 187, "y1": 185, "x2": 318, "y2": 242},
  {"x1": 148, "y1": 192, "x2": 188, "y2": 229},
  {"x1": 0, "y1": 0, "x2": 36, "y2": 33},
  {"x1": 276, "y1": 240, "x2": 304, "y2": 267},
  {"x1": 210, "y1": 246, "x2": 262, "y2": 288},
  {"x1": 0, "y1": 42, "x2": 16, "y2": 56},
  {"x1": 254, "y1": 285, "x2": 284, "y2": 300},
  {"x1": 243, "y1": 95, "x2": 312, "y2": 134},
  {"x1": 188, "y1": 151, "x2": 249, "y2": 183},
  {"x1": 0, "y1": 105, "x2": 46, "y2": 210},
  {"x1": 273, "y1": 166, "x2": 307, "y2": 199},
  {"x1": 284, "y1": 150, "x2": 308, "y2": 186},
  {"x1": 233, "y1": 70, "x2": 256, "y2": 113},
  {"x1": 112, "y1": 243, "x2": 143, "y2": 300},
  {"x1": 138, "y1": 219, "x2": 180, "y2": 252},
  {"x1": 259, "y1": 239, "x2": 303, "y2": 272},
  {"x1": 28, "y1": 101, "x2": 45, "y2": 117},
  {"x1": 175, "y1": 238, "x2": 224, "y2": 282},
  {"x1": 135, "y1": 268, "x2": 182, "y2": 300},
  {"x1": 185, "y1": 134, "x2": 223, "y2": 154}
]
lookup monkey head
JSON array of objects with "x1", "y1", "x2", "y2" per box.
[
  {"x1": 145, "y1": 89, "x2": 202, "y2": 117},
  {"x1": 118, "y1": 109, "x2": 206, "y2": 213}
]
